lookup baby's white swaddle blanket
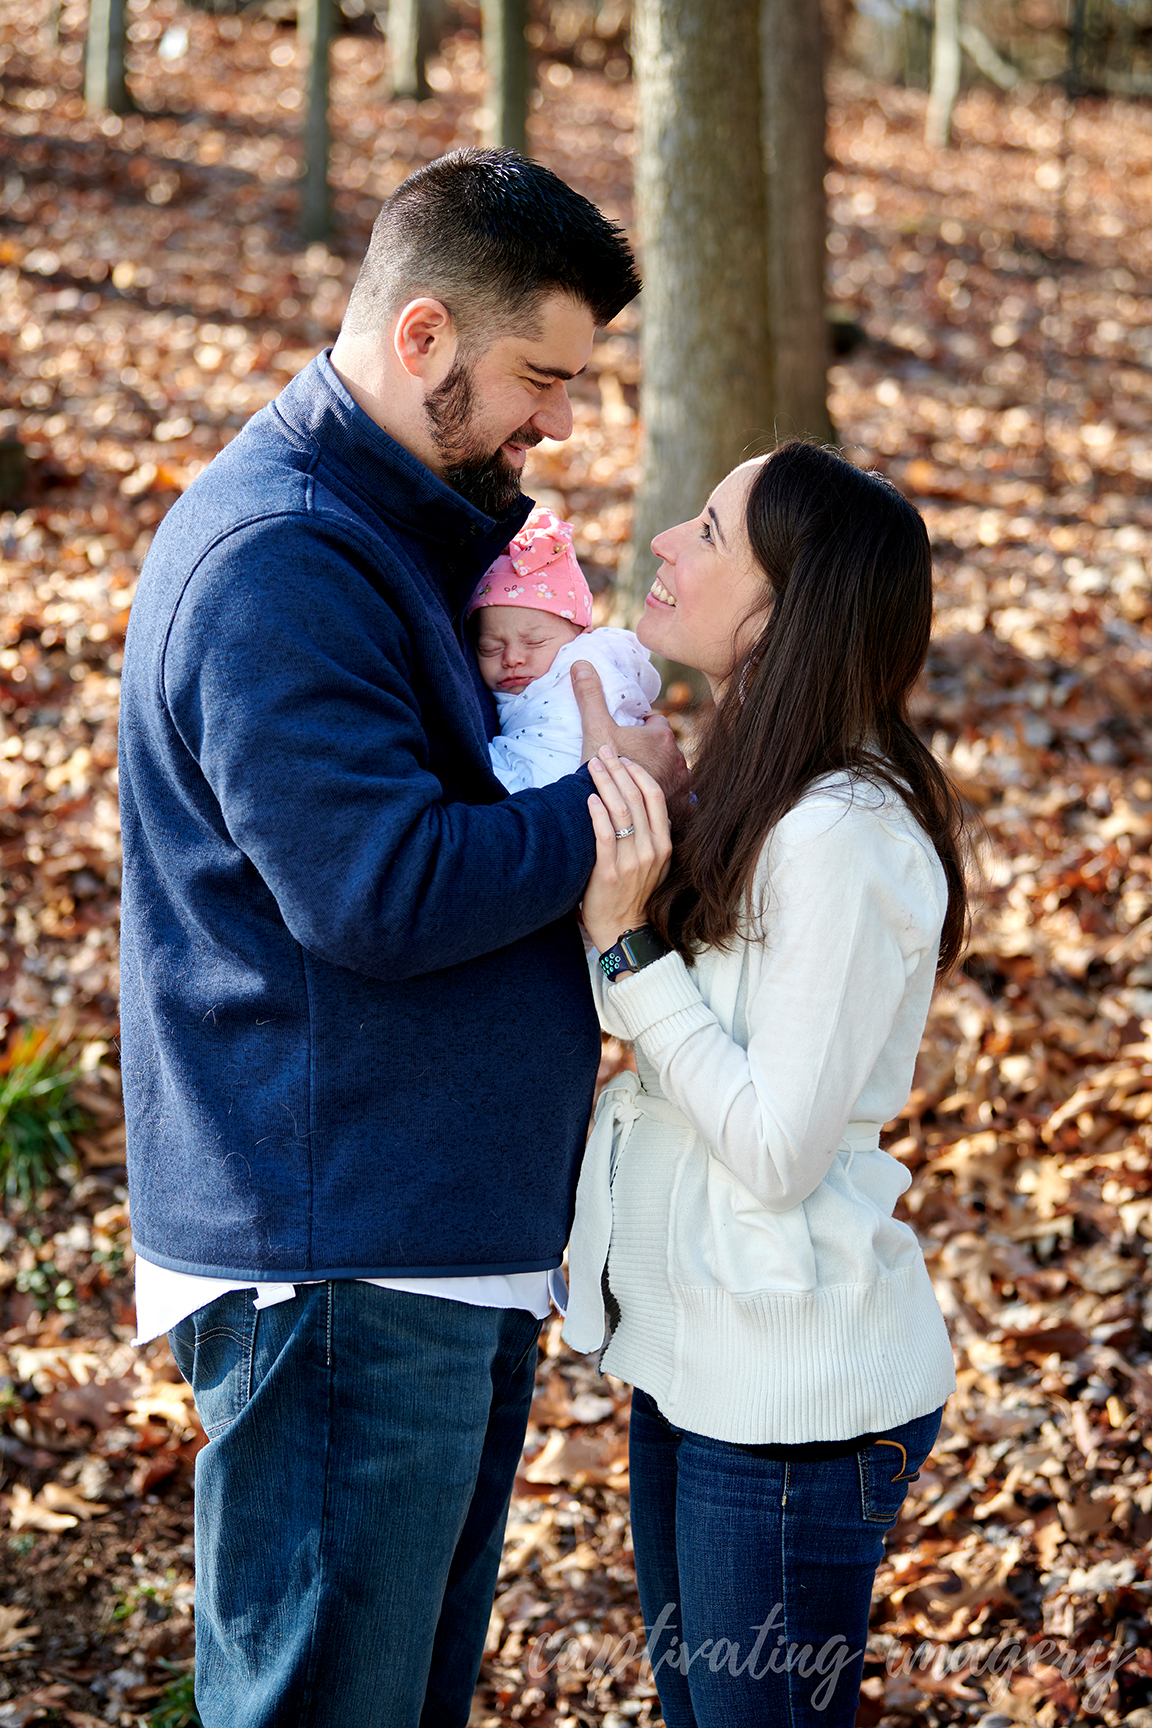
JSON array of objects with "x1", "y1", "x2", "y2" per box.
[{"x1": 489, "y1": 627, "x2": 661, "y2": 793}]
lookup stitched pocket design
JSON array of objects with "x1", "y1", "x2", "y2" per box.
[
  {"x1": 858, "y1": 1436, "x2": 924, "y2": 1525},
  {"x1": 169, "y1": 1292, "x2": 258, "y2": 1439}
]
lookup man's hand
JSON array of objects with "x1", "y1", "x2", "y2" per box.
[{"x1": 572, "y1": 661, "x2": 690, "y2": 822}]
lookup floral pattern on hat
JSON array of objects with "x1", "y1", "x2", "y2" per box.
[{"x1": 465, "y1": 506, "x2": 594, "y2": 629}]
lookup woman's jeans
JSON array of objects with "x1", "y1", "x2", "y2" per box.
[
  {"x1": 628, "y1": 1389, "x2": 943, "y2": 1728},
  {"x1": 168, "y1": 1281, "x2": 542, "y2": 1728}
]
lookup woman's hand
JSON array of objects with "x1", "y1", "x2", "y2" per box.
[
  {"x1": 582, "y1": 745, "x2": 672, "y2": 955},
  {"x1": 572, "y1": 660, "x2": 690, "y2": 824}
]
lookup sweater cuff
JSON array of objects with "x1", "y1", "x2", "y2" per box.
[{"x1": 605, "y1": 950, "x2": 714, "y2": 1046}]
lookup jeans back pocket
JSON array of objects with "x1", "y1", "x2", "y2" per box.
[
  {"x1": 857, "y1": 1408, "x2": 942, "y2": 1526},
  {"x1": 169, "y1": 1290, "x2": 259, "y2": 1439}
]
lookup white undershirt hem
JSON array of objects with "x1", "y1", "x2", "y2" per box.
[{"x1": 132, "y1": 1255, "x2": 566, "y2": 1346}]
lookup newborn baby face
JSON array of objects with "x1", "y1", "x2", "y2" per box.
[{"x1": 473, "y1": 606, "x2": 585, "y2": 695}]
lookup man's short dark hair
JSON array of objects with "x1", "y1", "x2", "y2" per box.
[{"x1": 342, "y1": 148, "x2": 641, "y2": 346}]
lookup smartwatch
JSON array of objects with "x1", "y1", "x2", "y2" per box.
[{"x1": 598, "y1": 924, "x2": 670, "y2": 982}]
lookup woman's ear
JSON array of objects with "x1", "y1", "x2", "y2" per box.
[{"x1": 393, "y1": 298, "x2": 457, "y2": 380}]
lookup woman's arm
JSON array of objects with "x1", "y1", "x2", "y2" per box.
[{"x1": 582, "y1": 756, "x2": 946, "y2": 1210}]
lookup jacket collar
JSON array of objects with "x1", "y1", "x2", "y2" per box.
[{"x1": 274, "y1": 351, "x2": 533, "y2": 579}]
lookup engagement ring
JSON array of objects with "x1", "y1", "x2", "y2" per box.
[{"x1": 614, "y1": 824, "x2": 636, "y2": 839}]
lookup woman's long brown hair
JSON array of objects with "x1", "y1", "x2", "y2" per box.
[{"x1": 646, "y1": 442, "x2": 969, "y2": 974}]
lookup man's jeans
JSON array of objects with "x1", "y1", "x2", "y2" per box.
[
  {"x1": 169, "y1": 1281, "x2": 542, "y2": 1728},
  {"x1": 628, "y1": 1389, "x2": 943, "y2": 1728}
]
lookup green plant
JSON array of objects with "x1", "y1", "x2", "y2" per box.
[
  {"x1": 113, "y1": 1583, "x2": 162, "y2": 1622},
  {"x1": 91, "y1": 1237, "x2": 127, "y2": 1276},
  {"x1": 0, "y1": 1027, "x2": 90, "y2": 1205},
  {"x1": 14, "y1": 1260, "x2": 78, "y2": 1313},
  {"x1": 149, "y1": 1666, "x2": 200, "y2": 1728}
]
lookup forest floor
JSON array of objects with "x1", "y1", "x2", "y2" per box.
[{"x1": 3, "y1": 1, "x2": 1152, "y2": 1723}]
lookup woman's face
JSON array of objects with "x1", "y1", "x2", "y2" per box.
[{"x1": 637, "y1": 462, "x2": 771, "y2": 697}]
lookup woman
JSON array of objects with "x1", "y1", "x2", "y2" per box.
[{"x1": 563, "y1": 442, "x2": 966, "y2": 1728}]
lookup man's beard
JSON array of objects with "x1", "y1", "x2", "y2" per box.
[{"x1": 425, "y1": 359, "x2": 541, "y2": 516}]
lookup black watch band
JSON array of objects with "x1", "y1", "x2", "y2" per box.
[{"x1": 599, "y1": 925, "x2": 670, "y2": 982}]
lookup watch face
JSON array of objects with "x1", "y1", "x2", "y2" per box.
[{"x1": 622, "y1": 927, "x2": 666, "y2": 969}]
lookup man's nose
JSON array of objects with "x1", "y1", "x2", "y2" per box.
[{"x1": 530, "y1": 383, "x2": 574, "y2": 444}]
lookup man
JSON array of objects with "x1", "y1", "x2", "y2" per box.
[{"x1": 118, "y1": 149, "x2": 685, "y2": 1728}]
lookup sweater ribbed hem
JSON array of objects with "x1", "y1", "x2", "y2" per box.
[{"x1": 602, "y1": 1255, "x2": 956, "y2": 1445}]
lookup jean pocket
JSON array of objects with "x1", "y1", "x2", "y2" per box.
[
  {"x1": 169, "y1": 1290, "x2": 258, "y2": 1440},
  {"x1": 857, "y1": 1411, "x2": 941, "y2": 1526}
]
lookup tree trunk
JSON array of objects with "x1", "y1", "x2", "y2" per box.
[
  {"x1": 299, "y1": 0, "x2": 333, "y2": 243},
  {"x1": 926, "y1": 0, "x2": 961, "y2": 148},
  {"x1": 761, "y1": 0, "x2": 832, "y2": 443},
  {"x1": 481, "y1": 0, "x2": 528, "y2": 155},
  {"x1": 620, "y1": 0, "x2": 770, "y2": 664},
  {"x1": 1066, "y1": 0, "x2": 1088, "y2": 101},
  {"x1": 822, "y1": 0, "x2": 857, "y2": 65},
  {"x1": 386, "y1": 0, "x2": 434, "y2": 101},
  {"x1": 958, "y1": 20, "x2": 1019, "y2": 90},
  {"x1": 902, "y1": 4, "x2": 932, "y2": 89},
  {"x1": 85, "y1": 0, "x2": 132, "y2": 114},
  {"x1": 0, "y1": 439, "x2": 28, "y2": 510}
]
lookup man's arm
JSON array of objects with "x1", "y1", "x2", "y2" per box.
[
  {"x1": 571, "y1": 659, "x2": 690, "y2": 821},
  {"x1": 160, "y1": 521, "x2": 597, "y2": 982}
]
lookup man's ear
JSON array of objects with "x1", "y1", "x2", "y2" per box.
[{"x1": 393, "y1": 298, "x2": 456, "y2": 380}]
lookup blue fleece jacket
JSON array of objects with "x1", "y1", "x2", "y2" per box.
[{"x1": 118, "y1": 353, "x2": 602, "y2": 1281}]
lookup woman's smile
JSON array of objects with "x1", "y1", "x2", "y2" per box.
[{"x1": 637, "y1": 461, "x2": 770, "y2": 698}]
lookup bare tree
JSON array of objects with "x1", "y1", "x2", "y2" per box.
[
  {"x1": 85, "y1": 0, "x2": 132, "y2": 114},
  {"x1": 299, "y1": 0, "x2": 334, "y2": 242},
  {"x1": 762, "y1": 0, "x2": 833, "y2": 441},
  {"x1": 959, "y1": 19, "x2": 1019, "y2": 90},
  {"x1": 482, "y1": 0, "x2": 528, "y2": 154},
  {"x1": 926, "y1": 0, "x2": 961, "y2": 147},
  {"x1": 620, "y1": 0, "x2": 771, "y2": 650},
  {"x1": 386, "y1": 0, "x2": 433, "y2": 101},
  {"x1": 822, "y1": 0, "x2": 856, "y2": 61}
]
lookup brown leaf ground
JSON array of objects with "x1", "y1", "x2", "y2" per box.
[{"x1": 2, "y1": 3, "x2": 1152, "y2": 1723}]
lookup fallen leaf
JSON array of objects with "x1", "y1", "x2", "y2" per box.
[
  {"x1": 0, "y1": 1684, "x2": 68, "y2": 1723},
  {"x1": 38, "y1": 1481, "x2": 110, "y2": 1520},
  {"x1": 522, "y1": 1430, "x2": 629, "y2": 1489},
  {"x1": 126, "y1": 1381, "x2": 200, "y2": 1428},
  {"x1": 999, "y1": 1322, "x2": 1091, "y2": 1361},
  {"x1": 4, "y1": 1483, "x2": 78, "y2": 1532},
  {"x1": 0, "y1": 1606, "x2": 40, "y2": 1660},
  {"x1": 1057, "y1": 1493, "x2": 1119, "y2": 1539}
]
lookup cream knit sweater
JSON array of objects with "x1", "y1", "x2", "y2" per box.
[{"x1": 563, "y1": 774, "x2": 957, "y2": 1444}]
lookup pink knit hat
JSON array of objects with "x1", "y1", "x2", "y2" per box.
[{"x1": 466, "y1": 505, "x2": 593, "y2": 630}]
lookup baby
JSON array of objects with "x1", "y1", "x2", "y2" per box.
[{"x1": 466, "y1": 506, "x2": 661, "y2": 793}]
